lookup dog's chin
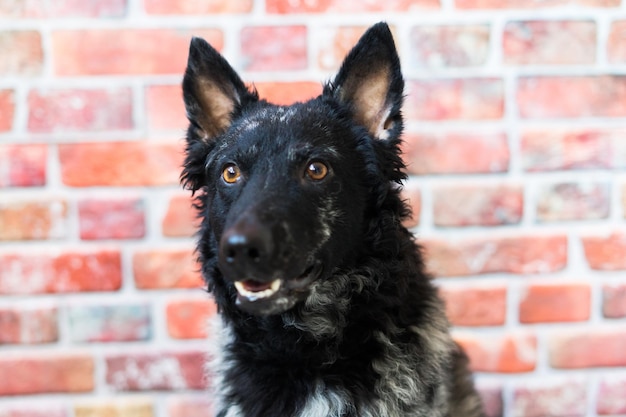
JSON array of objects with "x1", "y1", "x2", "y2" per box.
[{"x1": 230, "y1": 262, "x2": 322, "y2": 316}]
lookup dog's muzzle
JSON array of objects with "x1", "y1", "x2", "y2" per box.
[{"x1": 218, "y1": 214, "x2": 322, "y2": 315}]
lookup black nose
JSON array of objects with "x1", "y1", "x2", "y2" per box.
[{"x1": 219, "y1": 217, "x2": 275, "y2": 279}]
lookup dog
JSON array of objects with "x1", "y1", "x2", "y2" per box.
[{"x1": 181, "y1": 22, "x2": 485, "y2": 417}]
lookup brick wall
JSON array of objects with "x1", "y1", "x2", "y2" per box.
[{"x1": 1, "y1": 0, "x2": 625, "y2": 416}]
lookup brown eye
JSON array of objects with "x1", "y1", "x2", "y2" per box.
[
  {"x1": 305, "y1": 161, "x2": 329, "y2": 181},
  {"x1": 222, "y1": 163, "x2": 241, "y2": 184}
]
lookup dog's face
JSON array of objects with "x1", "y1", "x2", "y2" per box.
[{"x1": 182, "y1": 23, "x2": 404, "y2": 316}]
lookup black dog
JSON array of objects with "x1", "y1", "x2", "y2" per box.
[{"x1": 181, "y1": 22, "x2": 485, "y2": 417}]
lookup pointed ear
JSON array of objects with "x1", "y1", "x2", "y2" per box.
[
  {"x1": 325, "y1": 23, "x2": 404, "y2": 140},
  {"x1": 183, "y1": 37, "x2": 257, "y2": 141}
]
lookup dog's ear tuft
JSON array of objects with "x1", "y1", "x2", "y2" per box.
[
  {"x1": 183, "y1": 37, "x2": 257, "y2": 141},
  {"x1": 325, "y1": 23, "x2": 404, "y2": 141}
]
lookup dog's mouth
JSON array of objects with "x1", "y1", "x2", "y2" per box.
[{"x1": 232, "y1": 263, "x2": 321, "y2": 315}]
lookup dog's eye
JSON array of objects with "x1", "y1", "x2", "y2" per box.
[
  {"x1": 305, "y1": 161, "x2": 329, "y2": 181},
  {"x1": 222, "y1": 163, "x2": 241, "y2": 184}
]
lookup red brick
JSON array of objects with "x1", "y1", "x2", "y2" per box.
[
  {"x1": 166, "y1": 299, "x2": 216, "y2": 339},
  {"x1": 603, "y1": 284, "x2": 626, "y2": 318},
  {"x1": 145, "y1": 84, "x2": 186, "y2": 131},
  {"x1": 145, "y1": 0, "x2": 251, "y2": 13},
  {"x1": 521, "y1": 129, "x2": 618, "y2": 171},
  {"x1": 536, "y1": 182, "x2": 610, "y2": 222},
  {"x1": 74, "y1": 399, "x2": 153, "y2": 417},
  {"x1": 0, "y1": 306, "x2": 58, "y2": 344},
  {"x1": 59, "y1": 142, "x2": 183, "y2": 187},
  {"x1": 78, "y1": 198, "x2": 145, "y2": 240},
  {"x1": 168, "y1": 396, "x2": 213, "y2": 417},
  {"x1": 477, "y1": 385, "x2": 503, "y2": 417},
  {"x1": 0, "y1": 405, "x2": 68, "y2": 417},
  {"x1": 133, "y1": 249, "x2": 203, "y2": 290},
  {"x1": 518, "y1": 76, "x2": 626, "y2": 119},
  {"x1": 0, "y1": 89, "x2": 15, "y2": 132},
  {"x1": 28, "y1": 88, "x2": 132, "y2": 133},
  {"x1": 267, "y1": 0, "x2": 439, "y2": 13},
  {"x1": 433, "y1": 184, "x2": 523, "y2": 226},
  {"x1": 0, "y1": 199, "x2": 67, "y2": 240},
  {"x1": 254, "y1": 82, "x2": 322, "y2": 105},
  {"x1": 455, "y1": 332, "x2": 537, "y2": 373},
  {"x1": 608, "y1": 21, "x2": 626, "y2": 63},
  {"x1": 519, "y1": 283, "x2": 591, "y2": 323},
  {"x1": 0, "y1": 30, "x2": 43, "y2": 75},
  {"x1": 582, "y1": 232, "x2": 626, "y2": 270},
  {"x1": 162, "y1": 194, "x2": 198, "y2": 238},
  {"x1": 503, "y1": 20, "x2": 596, "y2": 65},
  {"x1": 406, "y1": 78, "x2": 504, "y2": 120},
  {"x1": 105, "y1": 351, "x2": 206, "y2": 391},
  {"x1": 400, "y1": 181, "x2": 421, "y2": 228},
  {"x1": 240, "y1": 26, "x2": 307, "y2": 71},
  {"x1": 440, "y1": 285, "x2": 506, "y2": 326},
  {"x1": 456, "y1": 0, "x2": 618, "y2": 8},
  {"x1": 402, "y1": 132, "x2": 509, "y2": 175},
  {"x1": 0, "y1": 353, "x2": 94, "y2": 395},
  {"x1": 423, "y1": 234, "x2": 567, "y2": 277},
  {"x1": 316, "y1": 26, "x2": 375, "y2": 70},
  {"x1": 597, "y1": 376, "x2": 626, "y2": 415},
  {"x1": 53, "y1": 29, "x2": 222, "y2": 76},
  {"x1": 68, "y1": 304, "x2": 151, "y2": 343},
  {"x1": 0, "y1": 0, "x2": 127, "y2": 17},
  {"x1": 511, "y1": 380, "x2": 587, "y2": 417},
  {"x1": 410, "y1": 25, "x2": 489, "y2": 68},
  {"x1": 0, "y1": 144, "x2": 47, "y2": 187},
  {"x1": 549, "y1": 328, "x2": 626, "y2": 368},
  {"x1": 0, "y1": 250, "x2": 122, "y2": 295}
]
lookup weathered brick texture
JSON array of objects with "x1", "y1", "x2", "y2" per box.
[
  {"x1": 406, "y1": 78, "x2": 504, "y2": 120},
  {"x1": 402, "y1": 132, "x2": 510, "y2": 174},
  {"x1": 74, "y1": 399, "x2": 154, "y2": 417},
  {"x1": 0, "y1": 90, "x2": 15, "y2": 132},
  {"x1": 78, "y1": 198, "x2": 146, "y2": 240},
  {"x1": 105, "y1": 351, "x2": 207, "y2": 391},
  {"x1": 432, "y1": 184, "x2": 523, "y2": 226},
  {"x1": 511, "y1": 380, "x2": 588, "y2": 417},
  {"x1": 132, "y1": 249, "x2": 202, "y2": 289},
  {"x1": 0, "y1": 306, "x2": 58, "y2": 344},
  {"x1": 0, "y1": 30, "x2": 44, "y2": 76},
  {"x1": 0, "y1": 145, "x2": 47, "y2": 187},
  {"x1": 0, "y1": 354, "x2": 94, "y2": 395},
  {"x1": 455, "y1": 332, "x2": 537, "y2": 373},
  {"x1": 28, "y1": 88, "x2": 133, "y2": 133},
  {"x1": 0, "y1": 251, "x2": 122, "y2": 294},
  {"x1": 1, "y1": 0, "x2": 624, "y2": 415},
  {"x1": 53, "y1": 29, "x2": 223, "y2": 76},
  {"x1": 503, "y1": 20, "x2": 596, "y2": 65},
  {"x1": 519, "y1": 283, "x2": 591, "y2": 323},
  {"x1": 423, "y1": 235, "x2": 567, "y2": 277},
  {"x1": 59, "y1": 142, "x2": 183, "y2": 186},
  {"x1": 166, "y1": 299, "x2": 217, "y2": 339},
  {"x1": 440, "y1": 285, "x2": 507, "y2": 326}
]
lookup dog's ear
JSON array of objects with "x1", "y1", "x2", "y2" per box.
[
  {"x1": 325, "y1": 23, "x2": 404, "y2": 141},
  {"x1": 183, "y1": 37, "x2": 257, "y2": 141}
]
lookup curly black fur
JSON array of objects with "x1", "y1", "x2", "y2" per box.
[{"x1": 181, "y1": 22, "x2": 485, "y2": 417}]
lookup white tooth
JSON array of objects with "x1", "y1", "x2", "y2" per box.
[{"x1": 234, "y1": 279, "x2": 282, "y2": 301}]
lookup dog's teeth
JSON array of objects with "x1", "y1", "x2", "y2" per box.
[{"x1": 234, "y1": 279, "x2": 282, "y2": 301}]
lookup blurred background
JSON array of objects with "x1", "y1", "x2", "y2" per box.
[{"x1": 1, "y1": 0, "x2": 626, "y2": 416}]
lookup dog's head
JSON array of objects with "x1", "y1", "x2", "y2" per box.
[{"x1": 182, "y1": 23, "x2": 406, "y2": 316}]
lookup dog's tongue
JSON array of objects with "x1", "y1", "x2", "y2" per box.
[{"x1": 240, "y1": 279, "x2": 272, "y2": 292}]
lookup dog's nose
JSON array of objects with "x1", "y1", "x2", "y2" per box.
[{"x1": 219, "y1": 218, "x2": 275, "y2": 279}]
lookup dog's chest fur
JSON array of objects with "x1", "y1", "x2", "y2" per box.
[{"x1": 209, "y1": 272, "x2": 455, "y2": 417}]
